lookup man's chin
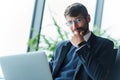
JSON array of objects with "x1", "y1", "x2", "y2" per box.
[{"x1": 83, "y1": 30, "x2": 90, "y2": 35}]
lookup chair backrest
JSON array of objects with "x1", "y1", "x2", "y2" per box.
[
  {"x1": 114, "y1": 46, "x2": 120, "y2": 80},
  {"x1": 108, "y1": 46, "x2": 120, "y2": 80},
  {"x1": 116, "y1": 46, "x2": 120, "y2": 63}
]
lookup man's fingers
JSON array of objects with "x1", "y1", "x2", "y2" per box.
[{"x1": 80, "y1": 31, "x2": 84, "y2": 36}]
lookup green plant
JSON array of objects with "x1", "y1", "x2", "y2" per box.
[{"x1": 28, "y1": 33, "x2": 40, "y2": 51}]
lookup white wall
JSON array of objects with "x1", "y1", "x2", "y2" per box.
[{"x1": 0, "y1": 0, "x2": 35, "y2": 56}]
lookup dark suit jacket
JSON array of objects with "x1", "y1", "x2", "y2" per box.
[{"x1": 49, "y1": 32, "x2": 116, "y2": 80}]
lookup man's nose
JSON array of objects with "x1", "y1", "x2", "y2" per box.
[{"x1": 72, "y1": 22, "x2": 79, "y2": 29}]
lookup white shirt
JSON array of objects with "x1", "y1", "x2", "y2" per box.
[{"x1": 84, "y1": 31, "x2": 91, "y2": 41}]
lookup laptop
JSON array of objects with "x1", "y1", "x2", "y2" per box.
[{"x1": 0, "y1": 51, "x2": 53, "y2": 80}]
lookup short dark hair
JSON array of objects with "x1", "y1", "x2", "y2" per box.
[{"x1": 64, "y1": 3, "x2": 88, "y2": 18}]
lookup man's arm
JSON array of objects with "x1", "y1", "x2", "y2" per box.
[{"x1": 76, "y1": 40, "x2": 115, "y2": 80}]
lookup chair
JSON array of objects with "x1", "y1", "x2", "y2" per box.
[
  {"x1": 114, "y1": 46, "x2": 120, "y2": 80},
  {"x1": 108, "y1": 46, "x2": 120, "y2": 80}
]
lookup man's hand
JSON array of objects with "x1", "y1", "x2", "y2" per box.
[{"x1": 70, "y1": 31, "x2": 85, "y2": 47}]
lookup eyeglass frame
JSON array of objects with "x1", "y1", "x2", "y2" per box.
[{"x1": 65, "y1": 16, "x2": 85, "y2": 26}]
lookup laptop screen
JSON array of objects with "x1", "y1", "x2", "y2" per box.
[{"x1": 0, "y1": 51, "x2": 53, "y2": 80}]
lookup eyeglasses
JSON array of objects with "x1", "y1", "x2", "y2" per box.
[{"x1": 66, "y1": 17, "x2": 84, "y2": 26}]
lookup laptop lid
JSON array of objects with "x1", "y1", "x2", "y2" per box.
[{"x1": 0, "y1": 51, "x2": 53, "y2": 80}]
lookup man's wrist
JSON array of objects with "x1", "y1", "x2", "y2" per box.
[{"x1": 78, "y1": 41, "x2": 86, "y2": 47}]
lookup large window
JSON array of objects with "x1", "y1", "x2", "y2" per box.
[
  {"x1": 0, "y1": 0, "x2": 35, "y2": 78},
  {"x1": 101, "y1": 0, "x2": 120, "y2": 41},
  {"x1": 39, "y1": 0, "x2": 96, "y2": 55},
  {"x1": 0, "y1": 0, "x2": 35, "y2": 56}
]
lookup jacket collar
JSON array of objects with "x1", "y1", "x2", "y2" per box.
[{"x1": 87, "y1": 32, "x2": 97, "y2": 49}]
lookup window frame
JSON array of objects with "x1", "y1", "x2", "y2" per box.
[{"x1": 27, "y1": 0, "x2": 46, "y2": 52}]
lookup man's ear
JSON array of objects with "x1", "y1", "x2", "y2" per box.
[{"x1": 86, "y1": 14, "x2": 91, "y2": 23}]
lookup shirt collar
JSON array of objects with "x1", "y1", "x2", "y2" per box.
[{"x1": 84, "y1": 31, "x2": 91, "y2": 41}]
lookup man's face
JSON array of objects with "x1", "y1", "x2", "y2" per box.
[{"x1": 65, "y1": 15, "x2": 90, "y2": 35}]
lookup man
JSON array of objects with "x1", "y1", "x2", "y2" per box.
[{"x1": 49, "y1": 2, "x2": 116, "y2": 80}]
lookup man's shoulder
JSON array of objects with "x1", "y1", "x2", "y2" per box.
[
  {"x1": 91, "y1": 32, "x2": 113, "y2": 44},
  {"x1": 91, "y1": 32, "x2": 113, "y2": 43},
  {"x1": 97, "y1": 36, "x2": 113, "y2": 43}
]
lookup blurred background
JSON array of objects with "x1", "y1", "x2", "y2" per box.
[
  {"x1": 0, "y1": 0, "x2": 120, "y2": 78},
  {"x1": 0, "y1": 0, "x2": 120, "y2": 56}
]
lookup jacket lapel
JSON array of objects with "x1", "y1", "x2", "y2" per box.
[
  {"x1": 53, "y1": 41, "x2": 72, "y2": 77},
  {"x1": 87, "y1": 32, "x2": 97, "y2": 49}
]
